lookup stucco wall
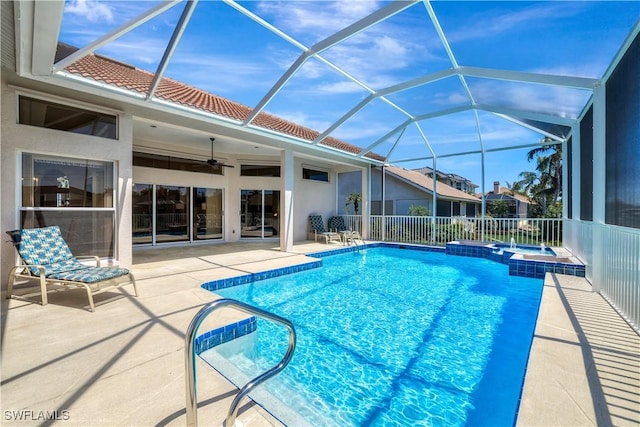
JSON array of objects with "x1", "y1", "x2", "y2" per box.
[
  {"x1": 1, "y1": 84, "x2": 134, "y2": 288},
  {"x1": 294, "y1": 158, "x2": 337, "y2": 240}
]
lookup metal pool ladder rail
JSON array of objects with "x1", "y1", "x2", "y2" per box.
[{"x1": 185, "y1": 298, "x2": 296, "y2": 427}]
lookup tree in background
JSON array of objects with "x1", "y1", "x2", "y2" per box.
[
  {"x1": 486, "y1": 199, "x2": 512, "y2": 217},
  {"x1": 513, "y1": 142, "x2": 562, "y2": 218},
  {"x1": 408, "y1": 204, "x2": 430, "y2": 216},
  {"x1": 345, "y1": 192, "x2": 361, "y2": 214}
]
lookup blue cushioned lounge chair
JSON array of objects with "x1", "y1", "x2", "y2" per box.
[
  {"x1": 6, "y1": 226, "x2": 138, "y2": 312},
  {"x1": 308, "y1": 215, "x2": 341, "y2": 244},
  {"x1": 328, "y1": 216, "x2": 364, "y2": 245}
]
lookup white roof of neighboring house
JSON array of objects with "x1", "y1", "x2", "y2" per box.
[{"x1": 383, "y1": 166, "x2": 481, "y2": 203}]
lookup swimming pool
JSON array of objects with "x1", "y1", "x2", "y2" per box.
[{"x1": 200, "y1": 246, "x2": 543, "y2": 426}]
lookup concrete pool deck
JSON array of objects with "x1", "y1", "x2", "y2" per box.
[{"x1": 1, "y1": 241, "x2": 638, "y2": 426}]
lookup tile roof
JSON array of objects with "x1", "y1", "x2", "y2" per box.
[
  {"x1": 486, "y1": 187, "x2": 530, "y2": 204},
  {"x1": 55, "y1": 43, "x2": 384, "y2": 161},
  {"x1": 384, "y1": 165, "x2": 481, "y2": 202}
]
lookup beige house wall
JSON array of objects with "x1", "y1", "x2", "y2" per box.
[{"x1": 0, "y1": 83, "x2": 134, "y2": 289}]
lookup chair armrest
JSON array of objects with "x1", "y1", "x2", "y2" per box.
[{"x1": 76, "y1": 256, "x2": 101, "y2": 267}]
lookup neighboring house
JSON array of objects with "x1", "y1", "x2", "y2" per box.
[
  {"x1": 339, "y1": 166, "x2": 481, "y2": 217},
  {"x1": 485, "y1": 181, "x2": 530, "y2": 218},
  {"x1": 412, "y1": 167, "x2": 479, "y2": 194}
]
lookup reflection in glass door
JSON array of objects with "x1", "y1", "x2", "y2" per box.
[
  {"x1": 156, "y1": 185, "x2": 189, "y2": 243},
  {"x1": 193, "y1": 188, "x2": 223, "y2": 240},
  {"x1": 240, "y1": 190, "x2": 280, "y2": 239},
  {"x1": 132, "y1": 183, "x2": 153, "y2": 244},
  {"x1": 133, "y1": 184, "x2": 225, "y2": 245}
]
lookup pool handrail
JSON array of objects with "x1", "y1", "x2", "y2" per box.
[{"x1": 185, "y1": 298, "x2": 296, "y2": 427}]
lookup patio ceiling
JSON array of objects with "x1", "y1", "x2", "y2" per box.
[{"x1": 14, "y1": 1, "x2": 640, "y2": 176}]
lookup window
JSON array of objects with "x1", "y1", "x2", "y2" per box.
[
  {"x1": 133, "y1": 151, "x2": 223, "y2": 175},
  {"x1": 18, "y1": 96, "x2": 117, "y2": 139},
  {"x1": 302, "y1": 167, "x2": 329, "y2": 182},
  {"x1": 371, "y1": 200, "x2": 394, "y2": 215},
  {"x1": 240, "y1": 164, "x2": 280, "y2": 177},
  {"x1": 20, "y1": 153, "x2": 115, "y2": 257}
]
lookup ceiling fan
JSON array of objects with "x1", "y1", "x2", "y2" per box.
[{"x1": 203, "y1": 137, "x2": 234, "y2": 169}]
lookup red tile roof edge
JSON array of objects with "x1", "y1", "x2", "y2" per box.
[{"x1": 56, "y1": 43, "x2": 384, "y2": 162}]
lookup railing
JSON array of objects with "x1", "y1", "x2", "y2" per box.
[
  {"x1": 598, "y1": 224, "x2": 640, "y2": 333},
  {"x1": 361, "y1": 216, "x2": 562, "y2": 246},
  {"x1": 185, "y1": 299, "x2": 296, "y2": 427}
]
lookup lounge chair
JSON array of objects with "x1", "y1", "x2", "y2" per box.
[
  {"x1": 308, "y1": 215, "x2": 341, "y2": 244},
  {"x1": 6, "y1": 226, "x2": 138, "y2": 312},
  {"x1": 345, "y1": 230, "x2": 364, "y2": 246},
  {"x1": 328, "y1": 216, "x2": 364, "y2": 245}
]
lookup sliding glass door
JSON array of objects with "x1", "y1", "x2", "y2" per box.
[
  {"x1": 156, "y1": 185, "x2": 189, "y2": 243},
  {"x1": 132, "y1": 184, "x2": 223, "y2": 245},
  {"x1": 193, "y1": 187, "x2": 223, "y2": 240},
  {"x1": 240, "y1": 190, "x2": 280, "y2": 239}
]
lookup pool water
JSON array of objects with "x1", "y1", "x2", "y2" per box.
[
  {"x1": 493, "y1": 246, "x2": 555, "y2": 256},
  {"x1": 201, "y1": 246, "x2": 543, "y2": 426}
]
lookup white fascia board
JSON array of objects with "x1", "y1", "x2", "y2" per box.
[
  {"x1": 31, "y1": 1, "x2": 64, "y2": 76},
  {"x1": 14, "y1": 0, "x2": 34, "y2": 77}
]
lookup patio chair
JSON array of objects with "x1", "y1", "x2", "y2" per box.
[
  {"x1": 328, "y1": 216, "x2": 352, "y2": 244},
  {"x1": 345, "y1": 230, "x2": 364, "y2": 246},
  {"x1": 6, "y1": 226, "x2": 138, "y2": 312},
  {"x1": 308, "y1": 215, "x2": 341, "y2": 244}
]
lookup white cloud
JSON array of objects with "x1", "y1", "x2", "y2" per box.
[
  {"x1": 448, "y1": 3, "x2": 585, "y2": 43},
  {"x1": 257, "y1": 1, "x2": 383, "y2": 40},
  {"x1": 64, "y1": 0, "x2": 114, "y2": 24}
]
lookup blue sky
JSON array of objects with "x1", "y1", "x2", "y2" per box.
[{"x1": 59, "y1": 1, "x2": 639, "y2": 191}]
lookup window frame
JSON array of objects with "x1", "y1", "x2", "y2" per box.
[
  {"x1": 17, "y1": 92, "x2": 119, "y2": 140},
  {"x1": 302, "y1": 165, "x2": 330, "y2": 183}
]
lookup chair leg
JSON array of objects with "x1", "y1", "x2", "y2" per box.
[
  {"x1": 39, "y1": 275, "x2": 48, "y2": 306},
  {"x1": 7, "y1": 267, "x2": 17, "y2": 299},
  {"x1": 129, "y1": 273, "x2": 139, "y2": 297},
  {"x1": 79, "y1": 283, "x2": 96, "y2": 312}
]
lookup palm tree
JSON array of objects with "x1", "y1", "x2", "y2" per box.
[{"x1": 515, "y1": 142, "x2": 562, "y2": 217}]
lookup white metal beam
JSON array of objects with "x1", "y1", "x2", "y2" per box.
[
  {"x1": 53, "y1": 1, "x2": 180, "y2": 72},
  {"x1": 147, "y1": 1, "x2": 199, "y2": 101},
  {"x1": 242, "y1": 1, "x2": 417, "y2": 127},
  {"x1": 493, "y1": 113, "x2": 566, "y2": 141},
  {"x1": 31, "y1": 1, "x2": 64, "y2": 76},
  {"x1": 357, "y1": 118, "x2": 414, "y2": 157},
  {"x1": 459, "y1": 66, "x2": 599, "y2": 89},
  {"x1": 475, "y1": 104, "x2": 576, "y2": 126}
]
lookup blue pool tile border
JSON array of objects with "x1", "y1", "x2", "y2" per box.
[
  {"x1": 446, "y1": 241, "x2": 585, "y2": 279},
  {"x1": 194, "y1": 316, "x2": 257, "y2": 355},
  {"x1": 309, "y1": 242, "x2": 445, "y2": 258},
  {"x1": 201, "y1": 259, "x2": 322, "y2": 292}
]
